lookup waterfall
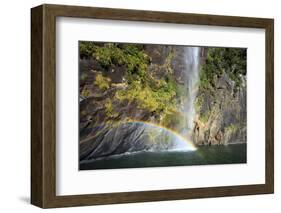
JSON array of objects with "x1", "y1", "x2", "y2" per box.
[{"x1": 183, "y1": 47, "x2": 200, "y2": 137}]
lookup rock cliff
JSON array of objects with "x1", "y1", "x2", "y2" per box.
[{"x1": 193, "y1": 48, "x2": 247, "y2": 145}]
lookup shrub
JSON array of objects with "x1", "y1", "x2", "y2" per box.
[
  {"x1": 115, "y1": 74, "x2": 177, "y2": 116},
  {"x1": 81, "y1": 42, "x2": 179, "y2": 125},
  {"x1": 225, "y1": 123, "x2": 239, "y2": 132},
  {"x1": 80, "y1": 73, "x2": 88, "y2": 81},
  {"x1": 200, "y1": 48, "x2": 246, "y2": 90},
  {"x1": 105, "y1": 99, "x2": 114, "y2": 117},
  {"x1": 79, "y1": 41, "x2": 97, "y2": 58},
  {"x1": 81, "y1": 87, "x2": 90, "y2": 98},
  {"x1": 199, "y1": 110, "x2": 210, "y2": 123},
  {"x1": 94, "y1": 74, "x2": 111, "y2": 90}
]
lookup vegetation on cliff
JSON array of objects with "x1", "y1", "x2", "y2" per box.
[
  {"x1": 194, "y1": 47, "x2": 247, "y2": 145},
  {"x1": 80, "y1": 42, "x2": 183, "y2": 128},
  {"x1": 79, "y1": 42, "x2": 247, "y2": 147},
  {"x1": 199, "y1": 48, "x2": 246, "y2": 91}
]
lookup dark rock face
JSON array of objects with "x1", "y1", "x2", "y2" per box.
[
  {"x1": 80, "y1": 123, "x2": 147, "y2": 161},
  {"x1": 193, "y1": 72, "x2": 247, "y2": 145},
  {"x1": 80, "y1": 122, "x2": 195, "y2": 161}
]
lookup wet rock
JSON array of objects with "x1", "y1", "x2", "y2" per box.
[
  {"x1": 193, "y1": 70, "x2": 246, "y2": 145},
  {"x1": 80, "y1": 122, "x2": 195, "y2": 161}
]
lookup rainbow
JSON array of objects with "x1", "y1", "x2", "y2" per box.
[{"x1": 123, "y1": 120, "x2": 197, "y2": 152}]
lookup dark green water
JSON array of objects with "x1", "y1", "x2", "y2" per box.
[{"x1": 80, "y1": 143, "x2": 246, "y2": 170}]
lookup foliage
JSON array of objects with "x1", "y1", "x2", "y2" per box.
[
  {"x1": 80, "y1": 73, "x2": 88, "y2": 81},
  {"x1": 105, "y1": 99, "x2": 114, "y2": 117},
  {"x1": 199, "y1": 110, "x2": 210, "y2": 123},
  {"x1": 80, "y1": 42, "x2": 182, "y2": 125},
  {"x1": 115, "y1": 77, "x2": 177, "y2": 115},
  {"x1": 165, "y1": 51, "x2": 175, "y2": 74},
  {"x1": 89, "y1": 43, "x2": 179, "y2": 120},
  {"x1": 81, "y1": 87, "x2": 90, "y2": 98},
  {"x1": 225, "y1": 123, "x2": 239, "y2": 132},
  {"x1": 195, "y1": 48, "x2": 246, "y2": 123},
  {"x1": 200, "y1": 48, "x2": 246, "y2": 90},
  {"x1": 195, "y1": 94, "x2": 204, "y2": 112},
  {"x1": 81, "y1": 42, "x2": 150, "y2": 74},
  {"x1": 79, "y1": 41, "x2": 97, "y2": 58},
  {"x1": 94, "y1": 73, "x2": 111, "y2": 90}
]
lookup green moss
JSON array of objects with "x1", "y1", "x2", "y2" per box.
[
  {"x1": 195, "y1": 94, "x2": 204, "y2": 112},
  {"x1": 199, "y1": 110, "x2": 210, "y2": 123},
  {"x1": 105, "y1": 99, "x2": 114, "y2": 116},
  {"x1": 94, "y1": 73, "x2": 111, "y2": 90},
  {"x1": 81, "y1": 87, "x2": 90, "y2": 98},
  {"x1": 80, "y1": 73, "x2": 88, "y2": 81},
  {"x1": 225, "y1": 123, "x2": 239, "y2": 132},
  {"x1": 165, "y1": 51, "x2": 175, "y2": 74},
  {"x1": 80, "y1": 110, "x2": 87, "y2": 116}
]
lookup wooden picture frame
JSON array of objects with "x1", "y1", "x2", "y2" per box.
[{"x1": 31, "y1": 4, "x2": 274, "y2": 208}]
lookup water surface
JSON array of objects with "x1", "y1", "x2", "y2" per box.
[{"x1": 80, "y1": 143, "x2": 246, "y2": 170}]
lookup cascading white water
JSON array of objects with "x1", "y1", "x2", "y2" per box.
[{"x1": 183, "y1": 47, "x2": 201, "y2": 136}]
